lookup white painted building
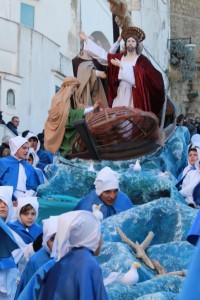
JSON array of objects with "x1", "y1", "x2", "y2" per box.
[{"x1": 0, "y1": 0, "x2": 170, "y2": 138}]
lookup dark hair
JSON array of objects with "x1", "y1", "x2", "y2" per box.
[
  {"x1": 11, "y1": 116, "x2": 19, "y2": 121},
  {"x1": 20, "y1": 204, "x2": 35, "y2": 215},
  {"x1": 188, "y1": 145, "x2": 198, "y2": 154},
  {"x1": 22, "y1": 130, "x2": 30, "y2": 138}
]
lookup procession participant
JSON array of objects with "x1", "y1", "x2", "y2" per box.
[
  {"x1": 0, "y1": 136, "x2": 40, "y2": 203},
  {"x1": 14, "y1": 216, "x2": 58, "y2": 299},
  {"x1": 39, "y1": 210, "x2": 108, "y2": 300},
  {"x1": 79, "y1": 26, "x2": 165, "y2": 115},
  {"x1": 25, "y1": 148, "x2": 47, "y2": 185},
  {"x1": 74, "y1": 166, "x2": 134, "y2": 219},
  {"x1": 0, "y1": 186, "x2": 18, "y2": 300},
  {"x1": 7, "y1": 197, "x2": 43, "y2": 276}
]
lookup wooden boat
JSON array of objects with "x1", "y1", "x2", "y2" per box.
[{"x1": 68, "y1": 96, "x2": 176, "y2": 161}]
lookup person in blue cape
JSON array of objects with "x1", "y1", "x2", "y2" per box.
[
  {"x1": 15, "y1": 216, "x2": 58, "y2": 299},
  {"x1": 74, "y1": 166, "x2": 134, "y2": 219},
  {"x1": 0, "y1": 136, "x2": 40, "y2": 202},
  {"x1": 179, "y1": 238, "x2": 200, "y2": 300},
  {"x1": 39, "y1": 210, "x2": 108, "y2": 300},
  {"x1": 187, "y1": 209, "x2": 200, "y2": 246},
  {"x1": 25, "y1": 148, "x2": 47, "y2": 185},
  {"x1": 0, "y1": 186, "x2": 19, "y2": 300},
  {"x1": 7, "y1": 197, "x2": 43, "y2": 277}
]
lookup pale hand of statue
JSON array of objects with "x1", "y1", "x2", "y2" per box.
[
  {"x1": 110, "y1": 58, "x2": 121, "y2": 68},
  {"x1": 98, "y1": 71, "x2": 107, "y2": 79},
  {"x1": 78, "y1": 31, "x2": 88, "y2": 42},
  {"x1": 94, "y1": 100, "x2": 104, "y2": 111},
  {"x1": 117, "y1": 35, "x2": 122, "y2": 42}
]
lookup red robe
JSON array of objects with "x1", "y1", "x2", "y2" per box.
[{"x1": 107, "y1": 53, "x2": 165, "y2": 115}]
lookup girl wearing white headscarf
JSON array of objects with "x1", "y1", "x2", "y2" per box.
[
  {"x1": 0, "y1": 136, "x2": 39, "y2": 203},
  {"x1": 40, "y1": 211, "x2": 108, "y2": 300},
  {"x1": 25, "y1": 148, "x2": 47, "y2": 185},
  {"x1": 7, "y1": 197, "x2": 43, "y2": 277},
  {"x1": 0, "y1": 186, "x2": 14, "y2": 223},
  {"x1": 14, "y1": 216, "x2": 58, "y2": 299}
]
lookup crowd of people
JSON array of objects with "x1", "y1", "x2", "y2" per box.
[{"x1": 0, "y1": 25, "x2": 200, "y2": 299}]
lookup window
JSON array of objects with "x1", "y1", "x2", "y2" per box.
[
  {"x1": 20, "y1": 3, "x2": 35, "y2": 29},
  {"x1": 7, "y1": 89, "x2": 15, "y2": 106}
]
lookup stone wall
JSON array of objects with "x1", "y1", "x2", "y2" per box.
[{"x1": 170, "y1": 0, "x2": 200, "y2": 117}]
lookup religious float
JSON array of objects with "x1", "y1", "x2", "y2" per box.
[{"x1": 68, "y1": 96, "x2": 176, "y2": 161}]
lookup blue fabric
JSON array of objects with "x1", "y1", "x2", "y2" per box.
[
  {"x1": 0, "y1": 217, "x2": 18, "y2": 258},
  {"x1": 35, "y1": 169, "x2": 45, "y2": 185},
  {"x1": 187, "y1": 209, "x2": 200, "y2": 245},
  {"x1": 74, "y1": 190, "x2": 134, "y2": 219},
  {"x1": 37, "y1": 149, "x2": 53, "y2": 174},
  {"x1": 0, "y1": 155, "x2": 40, "y2": 199},
  {"x1": 179, "y1": 239, "x2": 200, "y2": 300},
  {"x1": 40, "y1": 247, "x2": 108, "y2": 300},
  {"x1": 0, "y1": 218, "x2": 18, "y2": 270},
  {"x1": 17, "y1": 259, "x2": 55, "y2": 300},
  {"x1": 7, "y1": 220, "x2": 42, "y2": 244},
  {"x1": 15, "y1": 247, "x2": 50, "y2": 299},
  {"x1": 193, "y1": 181, "x2": 200, "y2": 205}
]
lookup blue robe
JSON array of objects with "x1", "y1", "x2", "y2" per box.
[
  {"x1": 7, "y1": 220, "x2": 42, "y2": 244},
  {"x1": 0, "y1": 218, "x2": 18, "y2": 270},
  {"x1": 0, "y1": 155, "x2": 40, "y2": 200},
  {"x1": 187, "y1": 209, "x2": 200, "y2": 245},
  {"x1": 179, "y1": 239, "x2": 200, "y2": 300},
  {"x1": 15, "y1": 247, "x2": 50, "y2": 299},
  {"x1": 40, "y1": 247, "x2": 108, "y2": 300},
  {"x1": 74, "y1": 190, "x2": 134, "y2": 219},
  {"x1": 17, "y1": 259, "x2": 55, "y2": 300}
]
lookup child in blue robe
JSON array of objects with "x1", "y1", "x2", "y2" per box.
[
  {"x1": 7, "y1": 197, "x2": 43, "y2": 277},
  {"x1": 15, "y1": 216, "x2": 58, "y2": 299},
  {"x1": 0, "y1": 186, "x2": 18, "y2": 300},
  {"x1": 40, "y1": 211, "x2": 108, "y2": 300}
]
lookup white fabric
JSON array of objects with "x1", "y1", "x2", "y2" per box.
[
  {"x1": 191, "y1": 134, "x2": 200, "y2": 145},
  {"x1": 84, "y1": 38, "x2": 139, "y2": 108},
  {"x1": 10, "y1": 228, "x2": 35, "y2": 276},
  {"x1": 27, "y1": 147, "x2": 40, "y2": 167},
  {"x1": 9, "y1": 136, "x2": 28, "y2": 156},
  {"x1": 0, "y1": 268, "x2": 19, "y2": 299},
  {"x1": 94, "y1": 166, "x2": 119, "y2": 196},
  {"x1": 84, "y1": 106, "x2": 94, "y2": 115},
  {"x1": 51, "y1": 211, "x2": 101, "y2": 260},
  {"x1": 109, "y1": 40, "x2": 121, "y2": 54},
  {"x1": 179, "y1": 160, "x2": 200, "y2": 205},
  {"x1": 42, "y1": 216, "x2": 58, "y2": 254},
  {"x1": 25, "y1": 132, "x2": 41, "y2": 152},
  {"x1": 16, "y1": 196, "x2": 39, "y2": 222},
  {"x1": 0, "y1": 186, "x2": 14, "y2": 223}
]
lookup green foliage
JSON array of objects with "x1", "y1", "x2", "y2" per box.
[{"x1": 169, "y1": 40, "x2": 196, "y2": 82}]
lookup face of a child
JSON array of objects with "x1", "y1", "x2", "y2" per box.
[
  {"x1": 28, "y1": 138, "x2": 38, "y2": 151},
  {"x1": 0, "y1": 200, "x2": 8, "y2": 221},
  {"x1": 47, "y1": 233, "x2": 56, "y2": 252},
  {"x1": 20, "y1": 208, "x2": 36, "y2": 227},
  {"x1": 25, "y1": 156, "x2": 33, "y2": 165},
  {"x1": 15, "y1": 143, "x2": 29, "y2": 160},
  {"x1": 188, "y1": 150, "x2": 199, "y2": 166}
]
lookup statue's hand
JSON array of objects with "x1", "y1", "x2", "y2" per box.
[
  {"x1": 78, "y1": 31, "x2": 88, "y2": 42},
  {"x1": 97, "y1": 71, "x2": 107, "y2": 79},
  {"x1": 110, "y1": 58, "x2": 121, "y2": 68}
]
